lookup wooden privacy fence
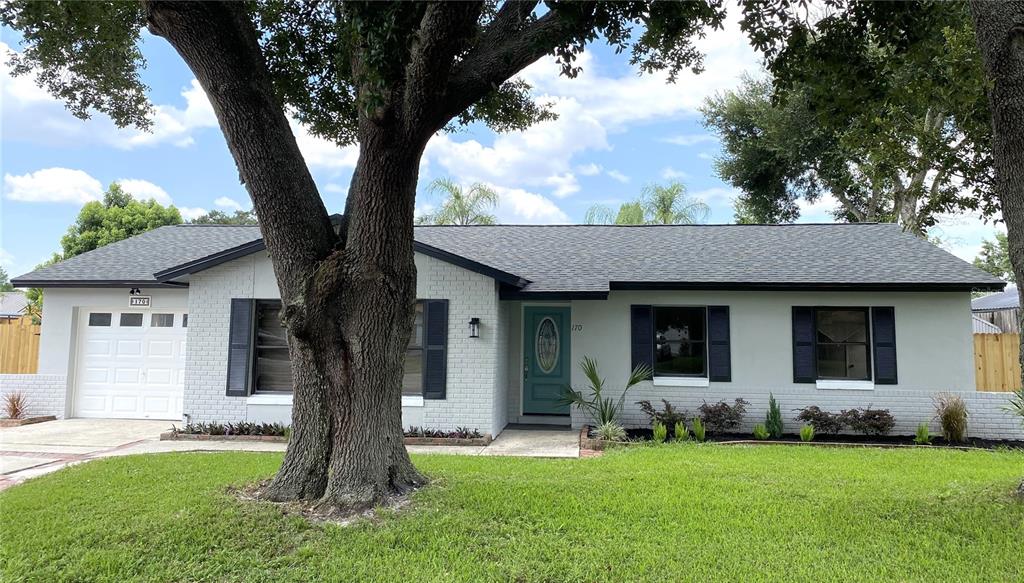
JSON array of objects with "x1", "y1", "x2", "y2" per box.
[
  {"x1": 974, "y1": 333, "x2": 1022, "y2": 392},
  {"x1": 0, "y1": 318, "x2": 40, "y2": 373}
]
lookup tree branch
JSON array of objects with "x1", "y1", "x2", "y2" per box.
[
  {"x1": 433, "y1": 2, "x2": 593, "y2": 133},
  {"x1": 144, "y1": 1, "x2": 335, "y2": 298}
]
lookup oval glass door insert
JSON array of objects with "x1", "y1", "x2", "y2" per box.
[{"x1": 536, "y1": 317, "x2": 559, "y2": 373}]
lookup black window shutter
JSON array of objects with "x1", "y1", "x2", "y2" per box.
[
  {"x1": 871, "y1": 307, "x2": 898, "y2": 384},
  {"x1": 423, "y1": 299, "x2": 449, "y2": 400},
  {"x1": 630, "y1": 305, "x2": 654, "y2": 379},
  {"x1": 707, "y1": 306, "x2": 731, "y2": 382},
  {"x1": 226, "y1": 298, "x2": 254, "y2": 397},
  {"x1": 792, "y1": 307, "x2": 817, "y2": 383}
]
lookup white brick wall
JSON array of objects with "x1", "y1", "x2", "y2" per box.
[
  {"x1": 183, "y1": 257, "x2": 255, "y2": 423},
  {"x1": 417, "y1": 255, "x2": 501, "y2": 433},
  {"x1": 0, "y1": 374, "x2": 67, "y2": 418},
  {"x1": 183, "y1": 252, "x2": 507, "y2": 435},
  {"x1": 571, "y1": 385, "x2": 1024, "y2": 441},
  {"x1": 491, "y1": 301, "x2": 511, "y2": 435}
]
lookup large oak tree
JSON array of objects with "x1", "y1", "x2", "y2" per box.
[{"x1": 2, "y1": 1, "x2": 726, "y2": 511}]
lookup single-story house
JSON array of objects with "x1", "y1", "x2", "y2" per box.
[
  {"x1": 5, "y1": 221, "x2": 1024, "y2": 440},
  {"x1": 972, "y1": 285, "x2": 1019, "y2": 333}
]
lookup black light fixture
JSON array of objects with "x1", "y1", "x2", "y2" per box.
[
  {"x1": 129, "y1": 287, "x2": 142, "y2": 295},
  {"x1": 469, "y1": 317, "x2": 480, "y2": 338}
]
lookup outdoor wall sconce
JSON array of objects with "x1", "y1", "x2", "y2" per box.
[
  {"x1": 469, "y1": 317, "x2": 481, "y2": 338},
  {"x1": 129, "y1": 287, "x2": 142, "y2": 295}
]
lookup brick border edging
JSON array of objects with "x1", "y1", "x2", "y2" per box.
[
  {"x1": 0, "y1": 415, "x2": 56, "y2": 428},
  {"x1": 159, "y1": 431, "x2": 493, "y2": 446}
]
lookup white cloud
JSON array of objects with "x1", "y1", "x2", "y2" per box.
[
  {"x1": 291, "y1": 119, "x2": 360, "y2": 170},
  {"x1": 115, "y1": 179, "x2": 173, "y2": 205},
  {"x1": 697, "y1": 152, "x2": 715, "y2": 160},
  {"x1": 661, "y1": 167, "x2": 689, "y2": 180},
  {"x1": 544, "y1": 173, "x2": 580, "y2": 198},
  {"x1": 0, "y1": 248, "x2": 14, "y2": 267},
  {"x1": 3, "y1": 167, "x2": 102, "y2": 204},
  {"x1": 214, "y1": 196, "x2": 244, "y2": 211},
  {"x1": 576, "y1": 163, "x2": 603, "y2": 176},
  {"x1": 323, "y1": 183, "x2": 347, "y2": 194},
  {"x1": 606, "y1": 170, "x2": 630, "y2": 184},
  {"x1": 118, "y1": 80, "x2": 218, "y2": 149},
  {"x1": 931, "y1": 213, "x2": 1005, "y2": 262},
  {"x1": 491, "y1": 185, "x2": 570, "y2": 224},
  {"x1": 661, "y1": 133, "x2": 718, "y2": 147},
  {"x1": 177, "y1": 207, "x2": 208, "y2": 220},
  {"x1": 690, "y1": 187, "x2": 739, "y2": 205}
]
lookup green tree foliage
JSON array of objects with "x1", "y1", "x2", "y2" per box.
[
  {"x1": 60, "y1": 183, "x2": 182, "y2": 259},
  {"x1": 585, "y1": 181, "x2": 709, "y2": 225},
  {"x1": 973, "y1": 232, "x2": 1013, "y2": 283},
  {"x1": 416, "y1": 179, "x2": 499, "y2": 225},
  {"x1": 717, "y1": 1, "x2": 993, "y2": 234},
  {"x1": 188, "y1": 209, "x2": 258, "y2": 225},
  {"x1": 0, "y1": 267, "x2": 14, "y2": 292}
]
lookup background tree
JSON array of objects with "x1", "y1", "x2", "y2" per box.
[
  {"x1": 585, "y1": 181, "x2": 709, "y2": 224},
  {"x1": 973, "y1": 232, "x2": 1014, "y2": 283},
  {"x1": 61, "y1": 183, "x2": 182, "y2": 258},
  {"x1": 188, "y1": 209, "x2": 258, "y2": 225},
  {"x1": 416, "y1": 178, "x2": 499, "y2": 225},
  {"x1": 2, "y1": 0, "x2": 727, "y2": 511},
  {"x1": 0, "y1": 267, "x2": 14, "y2": 292},
  {"x1": 725, "y1": 1, "x2": 994, "y2": 235}
]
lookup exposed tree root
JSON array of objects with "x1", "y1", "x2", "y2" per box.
[{"x1": 238, "y1": 479, "x2": 424, "y2": 525}]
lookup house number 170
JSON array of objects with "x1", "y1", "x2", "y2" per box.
[{"x1": 571, "y1": 324, "x2": 583, "y2": 332}]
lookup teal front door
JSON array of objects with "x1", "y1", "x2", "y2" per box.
[{"x1": 523, "y1": 306, "x2": 571, "y2": 415}]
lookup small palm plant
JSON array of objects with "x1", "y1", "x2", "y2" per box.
[
  {"x1": 561, "y1": 356, "x2": 652, "y2": 425},
  {"x1": 1004, "y1": 387, "x2": 1024, "y2": 427}
]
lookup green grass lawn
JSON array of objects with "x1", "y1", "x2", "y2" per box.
[{"x1": 2, "y1": 446, "x2": 1023, "y2": 582}]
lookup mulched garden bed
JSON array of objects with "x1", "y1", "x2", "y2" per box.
[
  {"x1": 161, "y1": 431, "x2": 492, "y2": 446},
  {"x1": 0, "y1": 415, "x2": 56, "y2": 428},
  {"x1": 584, "y1": 426, "x2": 1024, "y2": 451}
]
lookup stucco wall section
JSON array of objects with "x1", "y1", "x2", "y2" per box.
[
  {"x1": 183, "y1": 255, "x2": 259, "y2": 423},
  {"x1": 0, "y1": 374, "x2": 67, "y2": 418}
]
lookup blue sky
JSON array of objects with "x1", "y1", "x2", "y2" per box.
[{"x1": 0, "y1": 17, "x2": 1002, "y2": 280}]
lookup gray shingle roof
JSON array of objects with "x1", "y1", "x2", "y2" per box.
[
  {"x1": 972, "y1": 285, "x2": 1018, "y2": 311},
  {"x1": 13, "y1": 222, "x2": 1003, "y2": 294}
]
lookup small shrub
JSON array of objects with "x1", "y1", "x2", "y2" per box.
[
  {"x1": 2, "y1": 391, "x2": 28, "y2": 419},
  {"x1": 934, "y1": 393, "x2": 968, "y2": 443},
  {"x1": 691, "y1": 417, "x2": 706, "y2": 442},
  {"x1": 698, "y1": 398, "x2": 749, "y2": 433},
  {"x1": 913, "y1": 423, "x2": 933, "y2": 445},
  {"x1": 652, "y1": 422, "x2": 668, "y2": 443},
  {"x1": 1003, "y1": 387, "x2": 1024, "y2": 427},
  {"x1": 562, "y1": 356, "x2": 652, "y2": 425},
  {"x1": 403, "y1": 426, "x2": 483, "y2": 439},
  {"x1": 794, "y1": 406, "x2": 843, "y2": 435},
  {"x1": 673, "y1": 420, "x2": 689, "y2": 441},
  {"x1": 595, "y1": 421, "x2": 627, "y2": 442},
  {"x1": 840, "y1": 407, "x2": 895, "y2": 436},
  {"x1": 765, "y1": 393, "x2": 783, "y2": 439},
  {"x1": 637, "y1": 399, "x2": 689, "y2": 429},
  {"x1": 752, "y1": 423, "x2": 770, "y2": 440},
  {"x1": 799, "y1": 424, "x2": 815, "y2": 442}
]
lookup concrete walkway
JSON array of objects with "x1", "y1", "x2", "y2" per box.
[{"x1": 0, "y1": 420, "x2": 579, "y2": 490}]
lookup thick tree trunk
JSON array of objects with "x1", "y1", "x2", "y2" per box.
[
  {"x1": 146, "y1": 1, "x2": 424, "y2": 510},
  {"x1": 970, "y1": 2, "x2": 1024, "y2": 389}
]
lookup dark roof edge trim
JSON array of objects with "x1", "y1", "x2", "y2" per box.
[
  {"x1": 609, "y1": 281, "x2": 1005, "y2": 292},
  {"x1": 153, "y1": 237, "x2": 529, "y2": 288},
  {"x1": 413, "y1": 241, "x2": 527, "y2": 287},
  {"x1": 154, "y1": 239, "x2": 267, "y2": 281},
  {"x1": 499, "y1": 288, "x2": 609, "y2": 301},
  {"x1": 9, "y1": 280, "x2": 189, "y2": 289}
]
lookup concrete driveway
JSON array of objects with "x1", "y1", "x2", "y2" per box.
[{"x1": 0, "y1": 418, "x2": 170, "y2": 488}]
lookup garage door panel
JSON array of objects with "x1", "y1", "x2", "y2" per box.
[
  {"x1": 75, "y1": 309, "x2": 186, "y2": 420},
  {"x1": 116, "y1": 340, "x2": 143, "y2": 356},
  {"x1": 148, "y1": 340, "x2": 174, "y2": 357}
]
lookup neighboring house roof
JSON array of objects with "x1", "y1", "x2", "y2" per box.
[
  {"x1": 0, "y1": 291, "x2": 28, "y2": 318},
  {"x1": 971, "y1": 285, "x2": 1019, "y2": 312},
  {"x1": 972, "y1": 315, "x2": 1002, "y2": 334},
  {"x1": 12, "y1": 222, "x2": 1004, "y2": 298}
]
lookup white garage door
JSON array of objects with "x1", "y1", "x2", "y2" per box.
[{"x1": 74, "y1": 309, "x2": 187, "y2": 420}]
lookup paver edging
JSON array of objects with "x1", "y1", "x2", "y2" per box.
[
  {"x1": 160, "y1": 431, "x2": 493, "y2": 446},
  {"x1": 0, "y1": 416, "x2": 57, "y2": 428}
]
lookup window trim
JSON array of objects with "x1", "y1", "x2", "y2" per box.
[
  {"x1": 813, "y1": 307, "x2": 872, "y2": 382},
  {"x1": 651, "y1": 304, "x2": 709, "y2": 379},
  {"x1": 402, "y1": 301, "x2": 427, "y2": 398}
]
